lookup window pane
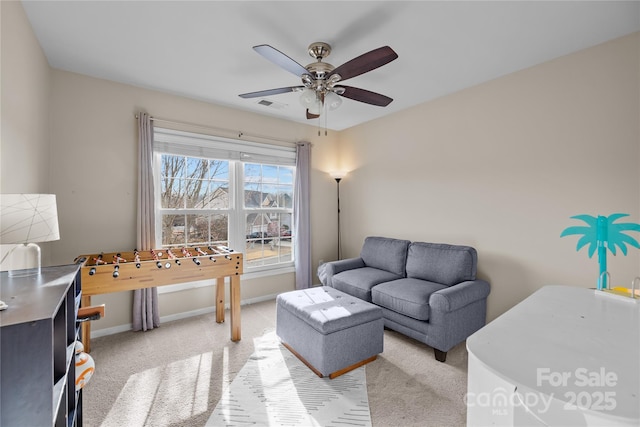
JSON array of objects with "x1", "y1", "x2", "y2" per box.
[
  {"x1": 186, "y1": 157, "x2": 208, "y2": 179},
  {"x1": 186, "y1": 214, "x2": 208, "y2": 245},
  {"x1": 279, "y1": 167, "x2": 293, "y2": 184},
  {"x1": 210, "y1": 160, "x2": 229, "y2": 180},
  {"x1": 185, "y1": 179, "x2": 208, "y2": 208},
  {"x1": 162, "y1": 214, "x2": 185, "y2": 246},
  {"x1": 161, "y1": 155, "x2": 185, "y2": 178},
  {"x1": 262, "y1": 165, "x2": 278, "y2": 184},
  {"x1": 244, "y1": 211, "x2": 293, "y2": 267},
  {"x1": 208, "y1": 182, "x2": 229, "y2": 209},
  {"x1": 209, "y1": 214, "x2": 228, "y2": 244},
  {"x1": 161, "y1": 177, "x2": 184, "y2": 208},
  {"x1": 277, "y1": 185, "x2": 293, "y2": 208},
  {"x1": 244, "y1": 163, "x2": 261, "y2": 182},
  {"x1": 244, "y1": 182, "x2": 261, "y2": 207},
  {"x1": 243, "y1": 163, "x2": 295, "y2": 209}
]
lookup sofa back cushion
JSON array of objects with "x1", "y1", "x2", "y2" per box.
[
  {"x1": 406, "y1": 242, "x2": 477, "y2": 286},
  {"x1": 360, "y1": 236, "x2": 410, "y2": 277}
]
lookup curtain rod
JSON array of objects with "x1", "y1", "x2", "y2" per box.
[{"x1": 134, "y1": 114, "x2": 302, "y2": 147}]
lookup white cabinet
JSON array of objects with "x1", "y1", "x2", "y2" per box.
[{"x1": 466, "y1": 286, "x2": 639, "y2": 426}]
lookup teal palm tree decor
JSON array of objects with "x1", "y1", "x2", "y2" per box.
[{"x1": 561, "y1": 213, "x2": 640, "y2": 290}]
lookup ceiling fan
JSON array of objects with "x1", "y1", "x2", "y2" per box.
[{"x1": 239, "y1": 42, "x2": 398, "y2": 119}]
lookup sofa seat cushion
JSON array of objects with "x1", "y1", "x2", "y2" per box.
[
  {"x1": 332, "y1": 267, "x2": 403, "y2": 302},
  {"x1": 371, "y1": 278, "x2": 447, "y2": 321},
  {"x1": 406, "y1": 242, "x2": 477, "y2": 286}
]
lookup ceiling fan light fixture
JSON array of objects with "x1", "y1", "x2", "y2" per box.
[
  {"x1": 299, "y1": 88, "x2": 317, "y2": 108},
  {"x1": 308, "y1": 98, "x2": 323, "y2": 115},
  {"x1": 325, "y1": 91, "x2": 342, "y2": 111}
]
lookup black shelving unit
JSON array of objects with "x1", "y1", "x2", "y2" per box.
[{"x1": 0, "y1": 264, "x2": 83, "y2": 427}]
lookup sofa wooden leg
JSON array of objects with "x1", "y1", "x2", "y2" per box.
[{"x1": 434, "y1": 348, "x2": 447, "y2": 362}]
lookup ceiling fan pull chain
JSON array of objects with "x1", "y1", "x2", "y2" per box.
[{"x1": 324, "y1": 103, "x2": 328, "y2": 136}]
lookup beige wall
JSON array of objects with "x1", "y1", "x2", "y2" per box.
[
  {"x1": 0, "y1": 0, "x2": 55, "y2": 266},
  {"x1": 338, "y1": 33, "x2": 640, "y2": 321},
  {"x1": 2, "y1": 1, "x2": 639, "y2": 333}
]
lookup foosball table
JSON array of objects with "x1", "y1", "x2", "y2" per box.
[{"x1": 75, "y1": 245, "x2": 243, "y2": 351}]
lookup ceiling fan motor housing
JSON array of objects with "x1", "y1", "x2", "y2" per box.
[{"x1": 307, "y1": 42, "x2": 331, "y2": 61}]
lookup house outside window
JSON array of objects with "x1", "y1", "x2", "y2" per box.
[{"x1": 153, "y1": 128, "x2": 296, "y2": 278}]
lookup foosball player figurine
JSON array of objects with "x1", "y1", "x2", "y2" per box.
[
  {"x1": 113, "y1": 253, "x2": 127, "y2": 264},
  {"x1": 134, "y1": 250, "x2": 141, "y2": 269},
  {"x1": 167, "y1": 248, "x2": 181, "y2": 265},
  {"x1": 93, "y1": 253, "x2": 107, "y2": 265},
  {"x1": 150, "y1": 249, "x2": 163, "y2": 268}
]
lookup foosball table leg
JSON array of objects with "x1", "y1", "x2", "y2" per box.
[
  {"x1": 230, "y1": 275, "x2": 241, "y2": 342},
  {"x1": 215, "y1": 277, "x2": 225, "y2": 324}
]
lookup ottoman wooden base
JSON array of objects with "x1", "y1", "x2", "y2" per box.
[
  {"x1": 282, "y1": 341, "x2": 378, "y2": 379},
  {"x1": 276, "y1": 286, "x2": 384, "y2": 378}
]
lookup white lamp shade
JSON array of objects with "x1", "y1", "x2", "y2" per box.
[
  {"x1": 308, "y1": 99, "x2": 323, "y2": 115},
  {"x1": 329, "y1": 171, "x2": 347, "y2": 180},
  {"x1": 299, "y1": 89, "x2": 317, "y2": 108},
  {"x1": 325, "y1": 92, "x2": 343, "y2": 111},
  {"x1": 300, "y1": 89, "x2": 323, "y2": 116},
  {"x1": 1, "y1": 194, "x2": 60, "y2": 244}
]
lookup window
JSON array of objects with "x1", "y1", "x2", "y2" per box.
[
  {"x1": 154, "y1": 128, "x2": 296, "y2": 274},
  {"x1": 243, "y1": 163, "x2": 294, "y2": 268}
]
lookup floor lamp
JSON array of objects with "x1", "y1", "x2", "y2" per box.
[{"x1": 330, "y1": 172, "x2": 346, "y2": 260}]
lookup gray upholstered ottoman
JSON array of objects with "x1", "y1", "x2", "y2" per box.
[{"x1": 276, "y1": 286, "x2": 383, "y2": 379}]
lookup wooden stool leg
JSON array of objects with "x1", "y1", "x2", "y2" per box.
[{"x1": 81, "y1": 295, "x2": 92, "y2": 352}]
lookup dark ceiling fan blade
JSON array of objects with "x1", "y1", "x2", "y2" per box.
[
  {"x1": 339, "y1": 86, "x2": 393, "y2": 106},
  {"x1": 239, "y1": 86, "x2": 303, "y2": 99},
  {"x1": 253, "y1": 45, "x2": 309, "y2": 77},
  {"x1": 306, "y1": 110, "x2": 320, "y2": 120},
  {"x1": 328, "y1": 46, "x2": 398, "y2": 82}
]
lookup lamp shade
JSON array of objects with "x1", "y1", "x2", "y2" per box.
[
  {"x1": 300, "y1": 89, "x2": 323, "y2": 116},
  {"x1": 329, "y1": 171, "x2": 347, "y2": 180},
  {"x1": 325, "y1": 92, "x2": 343, "y2": 111},
  {"x1": 0, "y1": 194, "x2": 60, "y2": 244}
]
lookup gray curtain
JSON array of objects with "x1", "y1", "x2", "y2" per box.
[
  {"x1": 133, "y1": 112, "x2": 160, "y2": 331},
  {"x1": 294, "y1": 142, "x2": 311, "y2": 289}
]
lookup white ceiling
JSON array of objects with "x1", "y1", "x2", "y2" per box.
[{"x1": 21, "y1": 1, "x2": 640, "y2": 131}]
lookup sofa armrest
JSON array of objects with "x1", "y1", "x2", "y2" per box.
[
  {"x1": 429, "y1": 280, "x2": 490, "y2": 312},
  {"x1": 320, "y1": 257, "x2": 366, "y2": 287}
]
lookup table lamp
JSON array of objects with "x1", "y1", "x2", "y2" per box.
[{"x1": 0, "y1": 194, "x2": 60, "y2": 276}]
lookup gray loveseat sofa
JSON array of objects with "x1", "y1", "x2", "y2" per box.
[{"x1": 319, "y1": 236, "x2": 490, "y2": 362}]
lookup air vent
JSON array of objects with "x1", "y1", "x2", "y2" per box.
[{"x1": 256, "y1": 99, "x2": 287, "y2": 110}]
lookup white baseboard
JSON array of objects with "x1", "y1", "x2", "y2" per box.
[{"x1": 90, "y1": 293, "x2": 279, "y2": 339}]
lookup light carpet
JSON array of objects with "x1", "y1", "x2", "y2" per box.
[{"x1": 206, "y1": 331, "x2": 371, "y2": 426}]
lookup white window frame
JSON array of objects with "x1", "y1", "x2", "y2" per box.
[{"x1": 152, "y1": 128, "x2": 296, "y2": 293}]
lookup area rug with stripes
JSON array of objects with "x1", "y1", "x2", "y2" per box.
[{"x1": 206, "y1": 331, "x2": 371, "y2": 426}]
